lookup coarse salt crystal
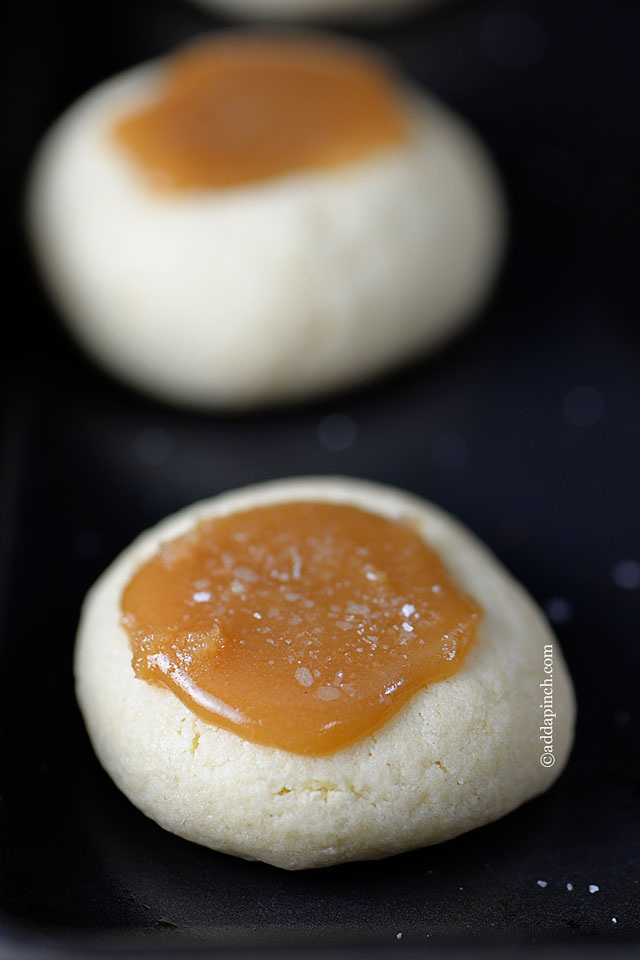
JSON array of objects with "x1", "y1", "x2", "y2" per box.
[
  {"x1": 294, "y1": 667, "x2": 314, "y2": 687},
  {"x1": 193, "y1": 591, "x2": 211, "y2": 603},
  {"x1": 316, "y1": 685, "x2": 341, "y2": 701}
]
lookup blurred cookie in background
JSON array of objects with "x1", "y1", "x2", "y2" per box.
[
  {"x1": 187, "y1": 0, "x2": 440, "y2": 24},
  {"x1": 27, "y1": 31, "x2": 505, "y2": 410}
]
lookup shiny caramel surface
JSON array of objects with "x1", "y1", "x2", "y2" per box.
[
  {"x1": 113, "y1": 35, "x2": 409, "y2": 190},
  {"x1": 121, "y1": 502, "x2": 481, "y2": 755}
]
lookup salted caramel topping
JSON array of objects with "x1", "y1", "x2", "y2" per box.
[
  {"x1": 113, "y1": 35, "x2": 409, "y2": 190},
  {"x1": 122, "y1": 502, "x2": 481, "y2": 755}
]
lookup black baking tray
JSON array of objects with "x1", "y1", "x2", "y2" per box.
[{"x1": 2, "y1": 0, "x2": 639, "y2": 956}]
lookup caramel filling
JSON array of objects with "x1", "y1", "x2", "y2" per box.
[
  {"x1": 113, "y1": 35, "x2": 409, "y2": 190},
  {"x1": 122, "y1": 502, "x2": 481, "y2": 755}
]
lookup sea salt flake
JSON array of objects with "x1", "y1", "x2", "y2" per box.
[
  {"x1": 316, "y1": 685, "x2": 341, "y2": 701},
  {"x1": 347, "y1": 602, "x2": 370, "y2": 615},
  {"x1": 402, "y1": 603, "x2": 415, "y2": 617},
  {"x1": 589, "y1": 884, "x2": 599, "y2": 894},
  {"x1": 193, "y1": 591, "x2": 211, "y2": 603},
  {"x1": 537, "y1": 880, "x2": 548, "y2": 888},
  {"x1": 294, "y1": 667, "x2": 314, "y2": 687}
]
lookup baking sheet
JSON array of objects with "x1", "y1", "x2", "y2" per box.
[{"x1": 2, "y1": 0, "x2": 639, "y2": 955}]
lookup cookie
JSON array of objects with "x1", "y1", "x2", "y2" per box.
[
  {"x1": 27, "y1": 33, "x2": 504, "y2": 409},
  {"x1": 189, "y1": 0, "x2": 437, "y2": 24},
  {"x1": 75, "y1": 477, "x2": 575, "y2": 869}
]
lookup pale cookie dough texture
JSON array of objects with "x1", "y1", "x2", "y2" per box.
[
  {"x1": 27, "y1": 37, "x2": 505, "y2": 410},
  {"x1": 75, "y1": 477, "x2": 575, "y2": 870},
  {"x1": 189, "y1": 0, "x2": 439, "y2": 24}
]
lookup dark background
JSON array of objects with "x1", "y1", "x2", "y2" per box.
[{"x1": 1, "y1": 0, "x2": 639, "y2": 956}]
